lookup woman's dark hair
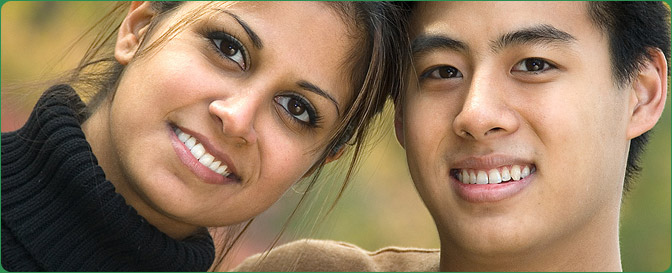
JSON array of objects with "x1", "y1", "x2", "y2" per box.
[
  {"x1": 587, "y1": 2, "x2": 670, "y2": 193},
  {"x1": 54, "y1": 1, "x2": 411, "y2": 270}
]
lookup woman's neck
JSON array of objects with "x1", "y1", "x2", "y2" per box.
[{"x1": 82, "y1": 101, "x2": 200, "y2": 240}]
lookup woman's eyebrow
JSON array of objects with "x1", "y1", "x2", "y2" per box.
[
  {"x1": 298, "y1": 80, "x2": 341, "y2": 114},
  {"x1": 218, "y1": 9, "x2": 263, "y2": 49}
]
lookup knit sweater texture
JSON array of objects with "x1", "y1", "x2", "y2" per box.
[{"x1": 1, "y1": 85, "x2": 215, "y2": 271}]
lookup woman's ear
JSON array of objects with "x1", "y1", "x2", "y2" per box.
[
  {"x1": 626, "y1": 48, "x2": 668, "y2": 139},
  {"x1": 394, "y1": 101, "x2": 406, "y2": 148},
  {"x1": 115, "y1": 1, "x2": 155, "y2": 65},
  {"x1": 300, "y1": 145, "x2": 346, "y2": 178},
  {"x1": 325, "y1": 145, "x2": 347, "y2": 164}
]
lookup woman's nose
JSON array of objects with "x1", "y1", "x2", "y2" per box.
[{"x1": 209, "y1": 97, "x2": 258, "y2": 146}]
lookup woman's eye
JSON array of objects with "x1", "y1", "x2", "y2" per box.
[
  {"x1": 209, "y1": 32, "x2": 247, "y2": 70},
  {"x1": 274, "y1": 95, "x2": 318, "y2": 126},
  {"x1": 422, "y1": 66, "x2": 463, "y2": 79},
  {"x1": 512, "y1": 58, "x2": 555, "y2": 73}
]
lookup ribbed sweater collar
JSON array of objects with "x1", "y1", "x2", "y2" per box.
[{"x1": 1, "y1": 85, "x2": 215, "y2": 271}]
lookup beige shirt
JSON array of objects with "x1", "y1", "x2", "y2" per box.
[{"x1": 232, "y1": 239, "x2": 440, "y2": 272}]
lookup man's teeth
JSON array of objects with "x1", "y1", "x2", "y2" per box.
[
  {"x1": 175, "y1": 128, "x2": 230, "y2": 176},
  {"x1": 457, "y1": 165, "x2": 533, "y2": 184}
]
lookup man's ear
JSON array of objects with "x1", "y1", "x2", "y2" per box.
[
  {"x1": 394, "y1": 101, "x2": 406, "y2": 148},
  {"x1": 115, "y1": 1, "x2": 155, "y2": 65},
  {"x1": 626, "y1": 48, "x2": 668, "y2": 139}
]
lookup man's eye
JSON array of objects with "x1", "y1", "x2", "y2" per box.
[
  {"x1": 422, "y1": 66, "x2": 463, "y2": 79},
  {"x1": 512, "y1": 58, "x2": 554, "y2": 73},
  {"x1": 209, "y1": 31, "x2": 247, "y2": 70}
]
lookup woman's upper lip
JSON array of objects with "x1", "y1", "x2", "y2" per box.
[
  {"x1": 451, "y1": 154, "x2": 534, "y2": 170},
  {"x1": 175, "y1": 125, "x2": 240, "y2": 177}
]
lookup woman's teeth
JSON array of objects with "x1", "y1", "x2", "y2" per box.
[
  {"x1": 174, "y1": 128, "x2": 230, "y2": 176},
  {"x1": 456, "y1": 165, "x2": 534, "y2": 184}
]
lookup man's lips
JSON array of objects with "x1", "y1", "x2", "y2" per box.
[
  {"x1": 451, "y1": 165, "x2": 536, "y2": 184},
  {"x1": 446, "y1": 155, "x2": 537, "y2": 202}
]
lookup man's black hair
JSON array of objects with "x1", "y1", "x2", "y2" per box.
[{"x1": 587, "y1": 2, "x2": 670, "y2": 192}]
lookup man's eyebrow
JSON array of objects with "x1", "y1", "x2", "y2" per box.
[
  {"x1": 491, "y1": 24, "x2": 576, "y2": 52},
  {"x1": 298, "y1": 81, "x2": 341, "y2": 114},
  {"x1": 411, "y1": 34, "x2": 468, "y2": 57},
  {"x1": 219, "y1": 10, "x2": 263, "y2": 49}
]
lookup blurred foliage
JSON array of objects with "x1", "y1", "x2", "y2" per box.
[{"x1": 2, "y1": 2, "x2": 669, "y2": 271}]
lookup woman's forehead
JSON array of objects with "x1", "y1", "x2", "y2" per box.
[{"x1": 158, "y1": 1, "x2": 360, "y2": 112}]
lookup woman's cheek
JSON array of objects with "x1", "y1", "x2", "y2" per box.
[
  {"x1": 155, "y1": 57, "x2": 221, "y2": 100},
  {"x1": 261, "y1": 138, "x2": 318, "y2": 191}
]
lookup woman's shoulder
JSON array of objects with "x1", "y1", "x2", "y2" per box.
[{"x1": 232, "y1": 239, "x2": 440, "y2": 272}]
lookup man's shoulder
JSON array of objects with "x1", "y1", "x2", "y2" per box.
[{"x1": 233, "y1": 239, "x2": 440, "y2": 272}]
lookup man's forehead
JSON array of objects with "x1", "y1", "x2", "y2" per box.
[{"x1": 410, "y1": 1, "x2": 591, "y2": 40}]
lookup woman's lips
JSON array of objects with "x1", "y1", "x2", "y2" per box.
[{"x1": 169, "y1": 125, "x2": 240, "y2": 185}]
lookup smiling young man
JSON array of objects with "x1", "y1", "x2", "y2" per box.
[
  {"x1": 233, "y1": 2, "x2": 669, "y2": 271},
  {"x1": 394, "y1": 1, "x2": 669, "y2": 271}
]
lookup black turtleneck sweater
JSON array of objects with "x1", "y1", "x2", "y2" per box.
[{"x1": 1, "y1": 85, "x2": 215, "y2": 271}]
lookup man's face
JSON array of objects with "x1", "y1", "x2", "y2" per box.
[{"x1": 399, "y1": 1, "x2": 634, "y2": 259}]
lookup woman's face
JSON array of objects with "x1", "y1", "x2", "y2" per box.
[{"x1": 86, "y1": 2, "x2": 357, "y2": 238}]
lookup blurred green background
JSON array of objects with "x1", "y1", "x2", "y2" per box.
[{"x1": 2, "y1": 2, "x2": 669, "y2": 271}]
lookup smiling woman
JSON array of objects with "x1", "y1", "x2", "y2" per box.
[{"x1": 0, "y1": 1, "x2": 410, "y2": 271}]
